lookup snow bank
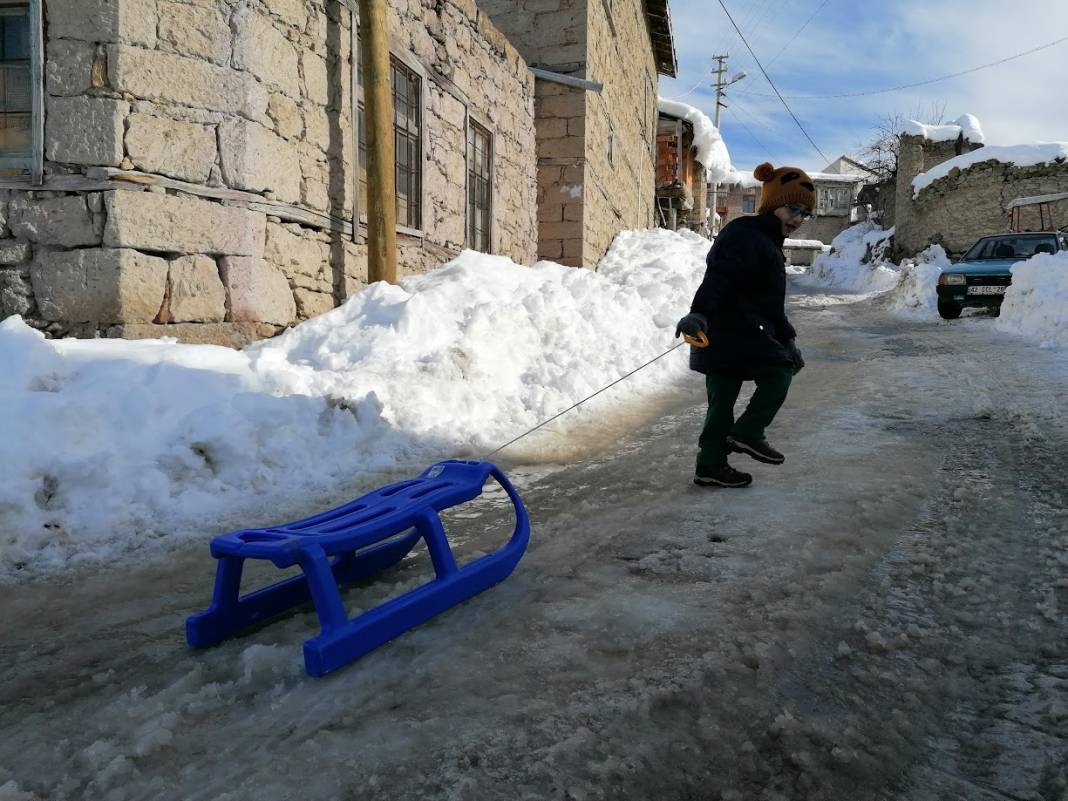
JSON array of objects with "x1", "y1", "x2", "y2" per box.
[
  {"x1": 901, "y1": 113, "x2": 985, "y2": 144},
  {"x1": 657, "y1": 97, "x2": 733, "y2": 182},
  {"x1": 996, "y1": 250, "x2": 1068, "y2": 347},
  {"x1": 912, "y1": 142, "x2": 1068, "y2": 196},
  {"x1": 795, "y1": 225, "x2": 1068, "y2": 338},
  {"x1": 793, "y1": 223, "x2": 899, "y2": 293},
  {"x1": 887, "y1": 245, "x2": 952, "y2": 320},
  {"x1": 0, "y1": 230, "x2": 713, "y2": 583}
]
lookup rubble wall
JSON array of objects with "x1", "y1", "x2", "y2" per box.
[{"x1": 1, "y1": 0, "x2": 536, "y2": 344}]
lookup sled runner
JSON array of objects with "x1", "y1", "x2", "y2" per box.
[{"x1": 186, "y1": 460, "x2": 530, "y2": 676}]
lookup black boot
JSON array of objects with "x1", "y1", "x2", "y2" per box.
[
  {"x1": 694, "y1": 463, "x2": 753, "y2": 488},
  {"x1": 726, "y1": 435, "x2": 785, "y2": 465}
]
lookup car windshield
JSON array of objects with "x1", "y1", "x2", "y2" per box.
[{"x1": 963, "y1": 235, "x2": 1059, "y2": 260}]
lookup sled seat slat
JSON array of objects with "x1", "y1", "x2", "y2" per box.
[{"x1": 186, "y1": 460, "x2": 530, "y2": 676}]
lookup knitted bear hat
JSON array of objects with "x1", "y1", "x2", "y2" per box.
[{"x1": 754, "y1": 162, "x2": 816, "y2": 215}]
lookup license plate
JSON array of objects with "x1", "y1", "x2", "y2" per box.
[{"x1": 967, "y1": 285, "x2": 1006, "y2": 295}]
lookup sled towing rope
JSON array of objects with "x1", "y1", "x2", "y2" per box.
[{"x1": 188, "y1": 336, "x2": 701, "y2": 676}]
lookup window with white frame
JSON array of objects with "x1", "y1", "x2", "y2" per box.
[
  {"x1": 742, "y1": 195, "x2": 757, "y2": 214},
  {"x1": 356, "y1": 48, "x2": 423, "y2": 230},
  {"x1": 466, "y1": 120, "x2": 492, "y2": 253},
  {"x1": 817, "y1": 185, "x2": 851, "y2": 215},
  {"x1": 0, "y1": 1, "x2": 36, "y2": 179},
  {"x1": 643, "y1": 73, "x2": 656, "y2": 158}
]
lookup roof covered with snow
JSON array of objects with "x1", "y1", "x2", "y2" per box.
[
  {"x1": 912, "y1": 142, "x2": 1068, "y2": 195},
  {"x1": 901, "y1": 113, "x2": 985, "y2": 144},
  {"x1": 722, "y1": 168, "x2": 761, "y2": 188},
  {"x1": 805, "y1": 171, "x2": 868, "y2": 184},
  {"x1": 718, "y1": 168, "x2": 866, "y2": 189},
  {"x1": 657, "y1": 97, "x2": 734, "y2": 183}
]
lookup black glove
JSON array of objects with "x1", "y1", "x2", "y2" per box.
[
  {"x1": 785, "y1": 339, "x2": 805, "y2": 374},
  {"x1": 675, "y1": 312, "x2": 708, "y2": 339}
]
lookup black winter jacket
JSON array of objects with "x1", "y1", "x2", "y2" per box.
[{"x1": 688, "y1": 213, "x2": 798, "y2": 375}]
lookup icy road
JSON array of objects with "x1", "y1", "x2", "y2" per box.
[{"x1": 1, "y1": 289, "x2": 1066, "y2": 801}]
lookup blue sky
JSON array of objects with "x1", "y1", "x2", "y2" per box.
[{"x1": 659, "y1": 0, "x2": 1068, "y2": 175}]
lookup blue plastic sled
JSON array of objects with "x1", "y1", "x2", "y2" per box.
[{"x1": 186, "y1": 460, "x2": 530, "y2": 676}]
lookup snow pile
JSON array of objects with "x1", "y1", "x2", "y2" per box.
[
  {"x1": 887, "y1": 245, "x2": 952, "y2": 320},
  {"x1": 723, "y1": 167, "x2": 761, "y2": 188},
  {"x1": 901, "y1": 113, "x2": 985, "y2": 144},
  {"x1": 793, "y1": 223, "x2": 899, "y2": 293},
  {"x1": 913, "y1": 142, "x2": 1068, "y2": 195},
  {"x1": 996, "y1": 250, "x2": 1068, "y2": 347},
  {"x1": 657, "y1": 97, "x2": 733, "y2": 182},
  {"x1": 0, "y1": 230, "x2": 712, "y2": 583}
]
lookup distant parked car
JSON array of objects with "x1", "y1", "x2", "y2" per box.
[{"x1": 936, "y1": 232, "x2": 1068, "y2": 319}]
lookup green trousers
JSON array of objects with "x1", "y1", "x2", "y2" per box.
[{"x1": 697, "y1": 368, "x2": 793, "y2": 468}]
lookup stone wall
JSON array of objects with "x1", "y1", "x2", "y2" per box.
[
  {"x1": 893, "y1": 133, "x2": 983, "y2": 258},
  {"x1": 582, "y1": 0, "x2": 657, "y2": 264},
  {"x1": 533, "y1": 79, "x2": 588, "y2": 264},
  {"x1": 481, "y1": 0, "x2": 590, "y2": 266},
  {"x1": 793, "y1": 212, "x2": 850, "y2": 245},
  {"x1": 898, "y1": 158, "x2": 1068, "y2": 257},
  {"x1": 686, "y1": 163, "x2": 708, "y2": 234},
  {"x1": 480, "y1": 0, "x2": 658, "y2": 267},
  {"x1": 2, "y1": 0, "x2": 537, "y2": 345}
]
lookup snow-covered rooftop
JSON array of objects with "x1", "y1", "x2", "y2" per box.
[
  {"x1": 722, "y1": 168, "x2": 761, "y2": 188},
  {"x1": 901, "y1": 113, "x2": 985, "y2": 144},
  {"x1": 719, "y1": 169, "x2": 866, "y2": 188},
  {"x1": 657, "y1": 97, "x2": 733, "y2": 183},
  {"x1": 805, "y1": 171, "x2": 868, "y2": 183},
  {"x1": 912, "y1": 142, "x2": 1068, "y2": 195}
]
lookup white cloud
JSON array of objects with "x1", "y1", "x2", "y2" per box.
[{"x1": 663, "y1": 0, "x2": 1068, "y2": 171}]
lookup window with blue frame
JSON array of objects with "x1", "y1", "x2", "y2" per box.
[{"x1": 0, "y1": 2, "x2": 32, "y2": 176}]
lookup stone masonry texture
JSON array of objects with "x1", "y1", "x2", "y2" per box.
[
  {"x1": 482, "y1": 0, "x2": 659, "y2": 267},
  {"x1": 11, "y1": 0, "x2": 537, "y2": 344},
  {"x1": 893, "y1": 135, "x2": 1068, "y2": 257}
]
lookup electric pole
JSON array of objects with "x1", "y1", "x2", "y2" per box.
[
  {"x1": 709, "y1": 54, "x2": 728, "y2": 235},
  {"x1": 359, "y1": 0, "x2": 397, "y2": 284}
]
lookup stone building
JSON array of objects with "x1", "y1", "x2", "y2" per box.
[
  {"x1": 893, "y1": 129, "x2": 1068, "y2": 257},
  {"x1": 0, "y1": 0, "x2": 540, "y2": 345},
  {"x1": 478, "y1": 0, "x2": 676, "y2": 266}
]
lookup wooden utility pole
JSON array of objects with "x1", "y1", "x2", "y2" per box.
[{"x1": 358, "y1": 0, "x2": 397, "y2": 283}]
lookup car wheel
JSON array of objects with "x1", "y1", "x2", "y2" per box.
[{"x1": 937, "y1": 301, "x2": 962, "y2": 320}]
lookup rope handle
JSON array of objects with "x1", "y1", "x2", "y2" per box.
[
  {"x1": 482, "y1": 342, "x2": 687, "y2": 460},
  {"x1": 682, "y1": 331, "x2": 709, "y2": 349}
]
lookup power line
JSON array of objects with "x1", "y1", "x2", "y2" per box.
[
  {"x1": 725, "y1": 109, "x2": 776, "y2": 160},
  {"x1": 746, "y1": 0, "x2": 792, "y2": 64},
  {"x1": 716, "y1": 0, "x2": 829, "y2": 163},
  {"x1": 726, "y1": 97, "x2": 778, "y2": 158},
  {"x1": 737, "y1": 32, "x2": 1068, "y2": 99},
  {"x1": 766, "y1": 0, "x2": 833, "y2": 68},
  {"x1": 669, "y1": 65, "x2": 715, "y2": 101}
]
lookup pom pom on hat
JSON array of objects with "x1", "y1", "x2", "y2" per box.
[
  {"x1": 753, "y1": 162, "x2": 776, "y2": 182},
  {"x1": 753, "y1": 163, "x2": 817, "y2": 215}
]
